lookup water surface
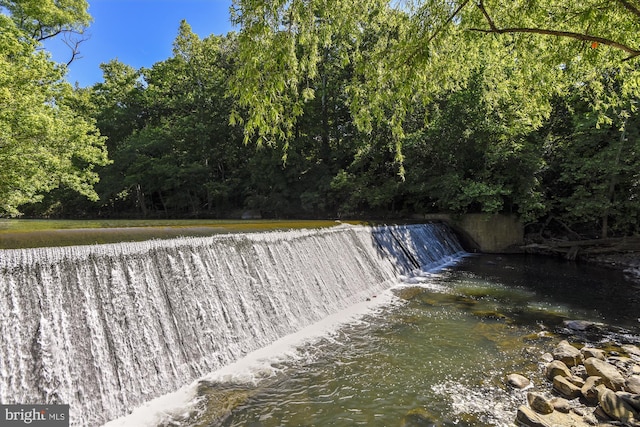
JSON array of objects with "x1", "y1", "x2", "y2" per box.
[{"x1": 187, "y1": 254, "x2": 640, "y2": 427}]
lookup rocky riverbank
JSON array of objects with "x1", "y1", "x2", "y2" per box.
[
  {"x1": 509, "y1": 325, "x2": 640, "y2": 426},
  {"x1": 585, "y1": 252, "x2": 640, "y2": 280},
  {"x1": 522, "y1": 234, "x2": 640, "y2": 280}
]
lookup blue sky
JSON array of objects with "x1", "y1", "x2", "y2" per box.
[{"x1": 46, "y1": 0, "x2": 235, "y2": 87}]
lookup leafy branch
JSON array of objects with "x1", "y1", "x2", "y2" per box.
[
  {"x1": 617, "y1": 0, "x2": 640, "y2": 20},
  {"x1": 469, "y1": 0, "x2": 640, "y2": 61}
]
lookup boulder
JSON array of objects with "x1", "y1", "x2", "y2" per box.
[
  {"x1": 550, "y1": 396, "x2": 571, "y2": 413},
  {"x1": 609, "y1": 356, "x2": 636, "y2": 374},
  {"x1": 581, "y1": 347, "x2": 606, "y2": 361},
  {"x1": 566, "y1": 374, "x2": 585, "y2": 388},
  {"x1": 400, "y1": 408, "x2": 438, "y2": 427},
  {"x1": 553, "y1": 340, "x2": 583, "y2": 367},
  {"x1": 540, "y1": 352, "x2": 554, "y2": 363},
  {"x1": 618, "y1": 391, "x2": 640, "y2": 412},
  {"x1": 516, "y1": 405, "x2": 550, "y2": 427},
  {"x1": 563, "y1": 320, "x2": 595, "y2": 331},
  {"x1": 622, "y1": 344, "x2": 640, "y2": 359},
  {"x1": 517, "y1": 404, "x2": 595, "y2": 427},
  {"x1": 571, "y1": 364, "x2": 588, "y2": 379},
  {"x1": 507, "y1": 373, "x2": 531, "y2": 389},
  {"x1": 597, "y1": 385, "x2": 639, "y2": 424},
  {"x1": 553, "y1": 375, "x2": 582, "y2": 399},
  {"x1": 627, "y1": 375, "x2": 640, "y2": 394},
  {"x1": 581, "y1": 376, "x2": 603, "y2": 404},
  {"x1": 527, "y1": 392, "x2": 554, "y2": 414},
  {"x1": 545, "y1": 360, "x2": 571, "y2": 380},
  {"x1": 584, "y1": 357, "x2": 626, "y2": 391}
]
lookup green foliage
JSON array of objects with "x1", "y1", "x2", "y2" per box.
[
  {"x1": 84, "y1": 24, "x2": 250, "y2": 217},
  {"x1": 0, "y1": 6, "x2": 107, "y2": 217},
  {"x1": 0, "y1": 0, "x2": 91, "y2": 40},
  {"x1": 18, "y1": 1, "x2": 639, "y2": 238},
  {"x1": 230, "y1": 0, "x2": 640, "y2": 153},
  {"x1": 539, "y1": 85, "x2": 640, "y2": 237}
]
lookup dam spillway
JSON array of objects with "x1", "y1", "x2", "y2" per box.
[{"x1": 0, "y1": 223, "x2": 464, "y2": 426}]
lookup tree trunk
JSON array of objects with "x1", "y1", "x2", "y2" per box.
[{"x1": 136, "y1": 184, "x2": 147, "y2": 218}]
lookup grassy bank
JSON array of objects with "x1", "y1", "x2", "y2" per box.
[{"x1": 0, "y1": 219, "x2": 362, "y2": 249}]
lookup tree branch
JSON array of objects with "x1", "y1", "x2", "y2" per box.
[
  {"x1": 426, "y1": 0, "x2": 473, "y2": 44},
  {"x1": 471, "y1": 0, "x2": 640, "y2": 60},
  {"x1": 63, "y1": 34, "x2": 85, "y2": 66},
  {"x1": 36, "y1": 29, "x2": 64, "y2": 42},
  {"x1": 407, "y1": 0, "x2": 472, "y2": 63}
]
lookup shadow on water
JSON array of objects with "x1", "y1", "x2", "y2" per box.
[{"x1": 452, "y1": 253, "x2": 640, "y2": 331}]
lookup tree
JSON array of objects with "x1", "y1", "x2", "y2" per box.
[
  {"x1": 0, "y1": 6, "x2": 108, "y2": 217},
  {"x1": 0, "y1": 0, "x2": 92, "y2": 64},
  {"x1": 89, "y1": 23, "x2": 249, "y2": 217},
  {"x1": 539, "y1": 81, "x2": 640, "y2": 238},
  {"x1": 230, "y1": 0, "x2": 640, "y2": 154}
]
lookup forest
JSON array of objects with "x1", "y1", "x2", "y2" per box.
[{"x1": 1, "y1": 0, "x2": 640, "y2": 239}]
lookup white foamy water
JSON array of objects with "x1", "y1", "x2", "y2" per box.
[{"x1": 0, "y1": 223, "x2": 464, "y2": 426}]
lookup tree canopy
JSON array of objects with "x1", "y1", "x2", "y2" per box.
[
  {"x1": 0, "y1": 0, "x2": 107, "y2": 216},
  {"x1": 230, "y1": 0, "x2": 640, "y2": 150},
  {"x1": 10, "y1": 1, "x2": 640, "y2": 237}
]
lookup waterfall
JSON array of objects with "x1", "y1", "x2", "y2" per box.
[{"x1": 0, "y1": 223, "x2": 464, "y2": 426}]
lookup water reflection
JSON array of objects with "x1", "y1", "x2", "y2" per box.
[
  {"x1": 186, "y1": 254, "x2": 640, "y2": 427},
  {"x1": 458, "y1": 254, "x2": 640, "y2": 329}
]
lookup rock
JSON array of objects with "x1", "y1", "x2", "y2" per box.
[
  {"x1": 400, "y1": 407, "x2": 438, "y2": 427},
  {"x1": 583, "y1": 412, "x2": 599, "y2": 425},
  {"x1": 540, "y1": 352, "x2": 554, "y2": 363},
  {"x1": 571, "y1": 405, "x2": 586, "y2": 416},
  {"x1": 523, "y1": 332, "x2": 555, "y2": 342},
  {"x1": 553, "y1": 375, "x2": 582, "y2": 399},
  {"x1": 581, "y1": 347, "x2": 606, "y2": 361},
  {"x1": 572, "y1": 364, "x2": 588, "y2": 379},
  {"x1": 566, "y1": 374, "x2": 585, "y2": 388},
  {"x1": 563, "y1": 319, "x2": 594, "y2": 331},
  {"x1": 618, "y1": 391, "x2": 640, "y2": 412},
  {"x1": 623, "y1": 344, "x2": 640, "y2": 358},
  {"x1": 527, "y1": 392, "x2": 554, "y2": 414},
  {"x1": 507, "y1": 373, "x2": 531, "y2": 389},
  {"x1": 471, "y1": 309, "x2": 508, "y2": 320},
  {"x1": 553, "y1": 340, "x2": 583, "y2": 367},
  {"x1": 517, "y1": 404, "x2": 595, "y2": 427},
  {"x1": 550, "y1": 396, "x2": 571, "y2": 413},
  {"x1": 545, "y1": 360, "x2": 571, "y2": 380},
  {"x1": 592, "y1": 405, "x2": 613, "y2": 423},
  {"x1": 516, "y1": 405, "x2": 550, "y2": 427},
  {"x1": 584, "y1": 357, "x2": 626, "y2": 391},
  {"x1": 597, "y1": 385, "x2": 639, "y2": 424},
  {"x1": 609, "y1": 356, "x2": 635, "y2": 374},
  {"x1": 581, "y1": 376, "x2": 603, "y2": 404},
  {"x1": 627, "y1": 375, "x2": 640, "y2": 394}
]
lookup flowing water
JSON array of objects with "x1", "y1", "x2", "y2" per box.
[
  {"x1": 181, "y1": 255, "x2": 640, "y2": 427},
  {"x1": 2, "y1": 223, "x2": 638, "y2": 426},
  {"x1": 0, "y1": 223, "x2": 463, "y2": 426}
]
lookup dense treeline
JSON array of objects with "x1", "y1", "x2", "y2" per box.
[{"x1": 3, "y1": 1, "x2": 640, "y2": 238}]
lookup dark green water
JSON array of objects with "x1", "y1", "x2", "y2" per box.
[{"x1": 187, "y1": 254, "x2": 640, "y2": 427}]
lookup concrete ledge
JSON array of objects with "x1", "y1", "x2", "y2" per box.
[{"x1": 421, "y1": 213, "x2": 524, "y2": 253}]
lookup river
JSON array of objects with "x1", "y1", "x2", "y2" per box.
[{"x1": 181, "y1": 254, "x2": 640, "y2": 426}]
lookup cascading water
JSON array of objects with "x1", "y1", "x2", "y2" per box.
[{"x1": 0, "y1": 223, "x2": 464, "y2": 426}]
